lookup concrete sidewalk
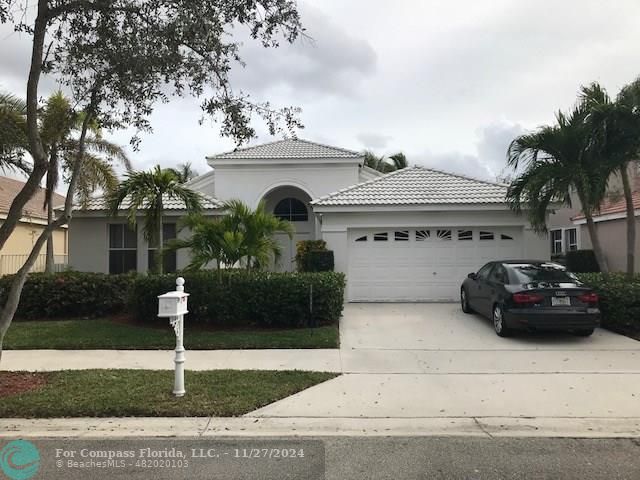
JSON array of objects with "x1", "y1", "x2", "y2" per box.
[{"x1": 0, "y1": 349, "x2": 341, "y2": 372}]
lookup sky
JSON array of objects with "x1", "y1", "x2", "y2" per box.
[{"x1": 2, "y1": 0, "x2": 640, "y2": 187}]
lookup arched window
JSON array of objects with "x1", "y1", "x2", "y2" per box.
[{"x1": 274, "y1": 198, "x2": 308, "y2": 222}]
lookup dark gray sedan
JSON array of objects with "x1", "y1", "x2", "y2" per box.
[{"x1": 460, "y1": 260, "x2": 600, "y2": 337}]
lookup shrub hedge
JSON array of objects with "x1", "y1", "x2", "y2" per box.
[
  {"x1": 576, "y1": 273, "x2": 640, "y2": 333},
  {"x1": 0, "y1": 272, "x2": 135, "y2": 320},
  {"x1": 295, "y1": 240, "x2": 334, "y2": 272},
  {"x1": 566, "y1": 250, "x2": 600, "y2": 273},
  {"x1": 129, "y1": 270, "x2": 346, "y2": 328}
]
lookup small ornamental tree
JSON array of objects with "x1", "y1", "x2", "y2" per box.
[{"x1": 0, "y1": 0, "x2": 304, "y2": 362}]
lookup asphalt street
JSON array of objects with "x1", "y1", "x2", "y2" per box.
[{"x1": 20, "y1": 436, "x2": 640, "y2": 480}]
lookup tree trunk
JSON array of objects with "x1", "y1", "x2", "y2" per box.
[
  {"x1": 620, "y1": 165, "x2": 636, "y2": 276},
  {"x1": 0, "y1": 1, "x2": 49, "y2": 251},
  {"x1": 45, "y1": 196, "x2": 55, "y2": 273},
  {"x1": 157, "y1": 210, "x2": 163, "y2": 274},
  {"x1": 584, "y1": 212, "x2": 609, "y2": 273},
  {"x1": 0, "y1": 105, "x2": 95, "y2": 365}
]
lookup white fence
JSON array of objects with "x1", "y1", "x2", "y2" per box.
[{"x1": 0, "y1": 254, "x2": 68, "y2": 275}]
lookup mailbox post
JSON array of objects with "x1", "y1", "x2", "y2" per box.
[{"x1": 158, "y1": 277, "x2": 189, "y2": 397}]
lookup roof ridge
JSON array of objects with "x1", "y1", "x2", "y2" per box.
[
  {"x1": 310, "y1": 167, "x2": 410, "y2": 205},
  {"x1": 207, "y1": 137, "x2": 362, "y2": 159},
  {"x1": 416, "y1": 165, "x2": 508, "y2": 188}
]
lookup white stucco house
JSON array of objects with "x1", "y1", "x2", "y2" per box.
[{"x1": 68, "y1": 138, "x2": 549, "y2": 301}]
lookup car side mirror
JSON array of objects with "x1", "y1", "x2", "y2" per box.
[{"x1": 467, "y1": 272, "x2": 477, "y2": 280}]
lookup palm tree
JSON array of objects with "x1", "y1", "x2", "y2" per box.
[
  {"x1": 0, "y1": 92, "x2": 31, "y2": 174},
  {"x1": 108, "y1": 166, "x2": 203, "y2": 273},
  {"x1": 222, "y1": 199, "x2": 294, "y2": 269},
  {"x1": 363, "y1": 150, "x2": 409, "y2": 173},
  {"x1": 581, "y1": 80, "x2": 640, "y2": 275},
  {"x1": 506, "y1": 104, "x2": 611, "y2": 272},
  {"x1": 167, "y1": 200, "x2": 293, "y2": 276},
  {"x1": 169, "y1": 162, "x2": 199, "y2": 183},
  {"x1": 2, "y1": 91, "x2": 132, "y2": 272}
]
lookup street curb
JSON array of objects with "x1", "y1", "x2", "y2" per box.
[{"x1": 1, "y1": 417, "x2": 639, "y2": 438}]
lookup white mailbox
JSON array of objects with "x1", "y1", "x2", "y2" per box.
[{"x1": 158, "y1": 291, "x2": 189, "y2": 317}]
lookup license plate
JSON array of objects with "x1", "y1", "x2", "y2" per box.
[{"x1": 551, "y1": 296, "x2": 571, "y2": 306}]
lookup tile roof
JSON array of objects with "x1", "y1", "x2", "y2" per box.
[
  {"x1": 311, "y1": 166, "x2": 509, "y2": 207},
  {"x1": 74, "y1": 191, "x2": 223, "y2": 211},
  {"x1": 572, "y1": 191, "x2": 640, "y2": 220},
  {"x1": 207, "y1": 138, "x2": 362, "y2": 160},
  {"x1": 0, "y1": 176, "x2": 66, "y2": 221}
]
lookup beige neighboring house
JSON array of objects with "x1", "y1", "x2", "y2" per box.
[
  {"x1": 0, "y1": 176, "x2": 68, "y2": 275},
  {"x1": 548, "y1": 161, "x2": 640, "y2": 272}
]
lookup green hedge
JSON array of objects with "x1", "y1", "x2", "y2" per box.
[
  {"x1": 0, "y1": 272, "x2": 135, "y2": 320},
  {"x1": 295, "y1": 240, "x2": 334, "y2": 272},
  {"x1": 576, "y1": 273, "x2": 640, "y2": 333},
  {"x1": 129, "y1": 271, "x2": 346, "y2": 328},
  {"x1": 566, "y1": 250, "x2": 600, "y2": 273}
]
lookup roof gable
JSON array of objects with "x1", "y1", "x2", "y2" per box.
[
  {"x1": 207, "y1": 138, "x2": 362, "y2": 161},
  {"x1": 311, "y1": 166, "x2": 508, "y2": 207}
]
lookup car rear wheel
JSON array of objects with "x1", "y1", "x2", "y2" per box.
[
  {"x1": 573, "y1": 328, "x2": 594, "y2": 337},
  {"x1": 493, "y1": 304, "x2": 512, "y2": 337},
  {"x1": 461, "y1": 288, "x2": 473, "y2": 314}
]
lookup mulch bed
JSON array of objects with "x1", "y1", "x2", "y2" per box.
[{"x1": 0, "y1": 372, "x2": 49, "y2": 398}]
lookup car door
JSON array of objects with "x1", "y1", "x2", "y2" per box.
[
  {"x1": 468, "y1": 262, "x2": 494, "y2": 314},
  {"x1": 484, "y1": 264, "x2": 508, "y2": 316}
]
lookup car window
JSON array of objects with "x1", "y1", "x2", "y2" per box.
[
  {"x1": 476, "y1": 263, "x2": 494, "y2": 280},
  {"x1": 509, "y1": 263, "x2": 577, "y2": 283},
  {"x1": 489, "y1": 264, "x2": 507, "y2": 284}
]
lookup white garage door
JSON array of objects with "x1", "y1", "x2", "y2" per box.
[{"x1": 348, "y1": 227, "x2": 523, "y2": 302}]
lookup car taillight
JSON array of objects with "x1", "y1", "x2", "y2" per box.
[
  {"x1": 512, "y1": 292, "x2": 545, "y2": 304},
  {"x1": 578, "y1": 292, "x2": 599, "y2": 304}
]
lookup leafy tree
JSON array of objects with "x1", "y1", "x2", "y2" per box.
[
  {"x1": 581, "y1": 80, "x2": 640, "y2": 276},
  {"x1": 0, "y1": 92, "x2": 31, "y2": 173},
  {"x1": 108, "y1": 166, "x2": 203, "y2": 273},
  {"x1": 0, "y1": 0, "x2": 303, "y2": 362},
  {"x1": 506, "y1": 104, "x2": 611, "y2": 272},
  {"x1": 363, "y1": 150, "x2": 409, "y2": 173},
  {"x1": 169, "y1": 162, "x2": 199, "y2": 184},
  {"x1": 168, "y1": 200, "x2": 293, "y2": 277}
]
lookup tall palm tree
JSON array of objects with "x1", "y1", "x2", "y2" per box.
[
  {"x1": 581, "y1": 80, "x2": 640, "y2": 275},
  {"x1": 108, "y1": 166, "x2": 203, "y2": 273},
  {"x1": 506, "y1": 104, "x2": 611, "y2": 272},
  {"x1": 169, "y1": 162, "x2": 199, "y2": 183},
  {"x1": 363, "y1": 150, "x2": 409, "y2": 173}
]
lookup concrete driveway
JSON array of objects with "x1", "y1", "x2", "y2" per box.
[{"x1": 251, "y1": 303, "x2": 640, "y2": 420}]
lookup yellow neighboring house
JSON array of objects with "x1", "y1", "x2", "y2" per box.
[{"x1": 0, "y1": 176, "x2": 68, "y2": 275}]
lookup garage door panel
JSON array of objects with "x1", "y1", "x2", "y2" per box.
[{"x1": 347, "y1": 227, "x2": 523, "y2": 302}]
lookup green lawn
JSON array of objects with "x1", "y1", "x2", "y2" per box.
[
  {"x1": 0, "y1": 370, "x2": 338, "y2": 417},
  {"x1": 4, "y1": 318, "x2": 339, "y2": 349}
]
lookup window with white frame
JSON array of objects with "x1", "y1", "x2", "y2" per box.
[
  {"x1": 550, "y1": 229, "x2": 563, "y2": 255},
  {"x1": 109, "y1": 224, "x2": 137, "y2": 274},
  {"x1": 565, "y1": 228, "x2": 578, "y2": 251}
]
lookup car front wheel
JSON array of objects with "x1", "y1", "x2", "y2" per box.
[
  {"x1": 461, "y1": 288, "x2": 473, "y2": 314},
  {"x1": 493, "y1": 304, "x2": 512, "y2": 337},
  {"x1": 573, "y1": 328, "x2": 594, "y2": 337}
]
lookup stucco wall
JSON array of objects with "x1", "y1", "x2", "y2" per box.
[
  {"x1": 68, "y1": 213, "x2": 208, "y2": 273},
  {"x1": 204, "y1": 163, "x2": 361, "y2": 207},
  {"x1": 0, "y1": 221, "x2": 68, "y2": 274},
  {"x1": 579, "y1": 217, "x2": 640, "y2": 272}
]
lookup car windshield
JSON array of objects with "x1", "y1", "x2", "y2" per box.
[{"x1": 509, "y1": 263, "x2": 577, "y2": 283}]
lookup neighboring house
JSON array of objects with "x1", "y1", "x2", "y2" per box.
[
  {"x1": 68, "y1": 138, "x2": 548, "y2": 301},
  {"x1": 0, "y1": 176, "x2": 67, "y2": 275},
  {"x1": 548, "y1": 161, "x2": 640, "y2": 271},
  {"x1": 571, "y1": 191, "x2": 640, "y2": 272}
]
